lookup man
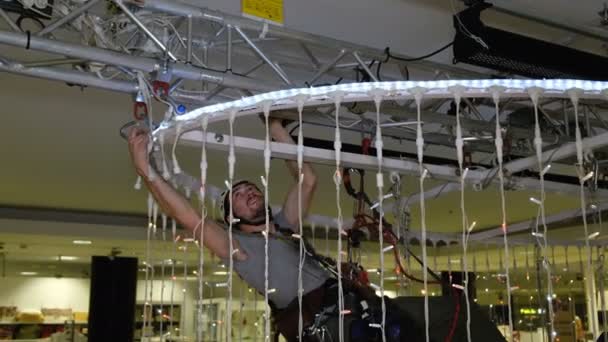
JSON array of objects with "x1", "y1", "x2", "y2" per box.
[{"x1": 128, "y1": 117, "x2": 344, "y2": 341}]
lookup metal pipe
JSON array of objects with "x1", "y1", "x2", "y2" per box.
[
  {"x1": 588, "y1": 106, "x2": 608, "y2": 131},
  {"x1": 0, "y1": 8, "x2": 20, "y2": 33},
  {"x1": 205, "y1": 60, "x2": 264, "y2": 102},
  {"x1": 584, "y1": 105, "x2": 594, "y2": 137},
  {"x1": 234, "y1": 26, "x2": 291, "y2": 85},
  {"x1": 499, "y1": 130, "x2": 608, "y2": 175},
  {"x1": 226, "y1": 25, "x2": 232, "y2": 71},
  {"x1": 22, "y1": 58, "x2": 84, "y2": 67},
  {"x1": 299, "y1": 43, "x2": 320, "y2": 69},
  {"x1": 564, "y1": 100, "x2": 570, "y2": 137},
  {"x1": 308, "y1": 49, "x2": 346, "y2": 85},
  {"x1": 202, "y1": 45, "x2": 208, "y2": 91},
  {"x1": 186, "y1": 15, "x2": 193, "y2": 64},
  {"x1": 0, "y1": 59, "x2": 139, "y2": 93},
  {"x1": 37, "y1": 0, "x2": 102, "y2": 36},
  {"x1": 0, "y1": 30, "x2": 282, "y2": 91},
  {"x1": 112, "y1": 0, "x2": 178, "y2": 61},
  {"x1": 352, "y1": 51, "x2": 378, "y2": 82},
  {"x1": 168, "y1": 78, "x2": 184, "y2": 93}
]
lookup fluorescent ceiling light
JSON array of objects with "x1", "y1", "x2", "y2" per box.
[
  {"x1": 72, "y1": 240, "x2": 92, "y2": 245},
  {"x1": 58, "y1": 256, "x2": 79, "y2": 261},
  {"x1": 20, "y1": 272, "x2": 38, "y2": 276},
  {"x1": 213, "y1": 271, "x2": 229, "y2": 276}
]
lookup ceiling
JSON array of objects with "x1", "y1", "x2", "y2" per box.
[{"x1": 1, "y1": 0, "x2": 608, "y2": 294}]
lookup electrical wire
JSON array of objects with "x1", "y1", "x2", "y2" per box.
[{"x1": 383, "y1": 43, "x2": 454, "y2": 63}]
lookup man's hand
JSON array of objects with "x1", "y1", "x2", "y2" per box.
[{"x1": 127, "y1": 127, "x2": 150, "y2": 178}]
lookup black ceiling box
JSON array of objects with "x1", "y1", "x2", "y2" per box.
[
  {"x1": 453, "y1": 3, "x2": 608, "y2": 81},
  {"x1": 0, "y1": 0, "x2": 54, "y2": 19}
]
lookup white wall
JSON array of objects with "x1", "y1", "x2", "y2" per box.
[{"x1": 0, "y1": 277, "x2": 89, "y2": 312}]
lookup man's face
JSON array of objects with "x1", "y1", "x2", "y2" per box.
[{"x1": 231, "y1": 182, "x2": 265, "y2": 221}]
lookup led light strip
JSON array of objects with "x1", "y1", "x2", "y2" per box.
[{"x1": 154, "y1": 80, "x2": 608, "y2": 137}]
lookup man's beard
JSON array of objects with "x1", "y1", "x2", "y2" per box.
[{"x1": 250, "y1": 204, "x2": 267, "y2": 223}]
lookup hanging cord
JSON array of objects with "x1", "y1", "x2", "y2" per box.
[
  {"x1": 449, "y1": 85, "x2": 472, "y2": 342},
  {"x1": 331, "y1": 91, "x2": 346, "y2": 342},
  {"x1": 142, "y1": 193, "x2": 154, "y2": 338},
  {"x1": 169, "y1": 212, "x2": 178, "y2": 336},
  {"x1": 261, "y1": 101, "x2": 273, "y2": 342},
  {"x1": 412, "y1": 87, "x2": 430, "y2": 342},
  {"x1": 159, "y1": 213, "x2": 167, "y2": 338},
  {"x1": 226, "y1": 108, "x2": 238, "y2": 342},
  {"x1": 181, "y1": 188, "x2": 192, "y2": 337},
  {"x1": 528, "y1": 87, "x2": 556, "y2": 339},
  {"x1": 371, "y1": 89, "x2": 388, "y2": 342},
  {"x1": 598, "y1": 207, "x2": 607, "y2": 342},
  {"x1": 196, "y1": 116, "x2": 209, "y2": 342},
  {"x1": 295, "y1": 95, "x2": 308, "y2": 342},
  {"x1": 568, "y1": 88, "x2": 599, "y2": 339},
  {"x1": 490, "y1": 87, "x2": 515, "y2": 342}
]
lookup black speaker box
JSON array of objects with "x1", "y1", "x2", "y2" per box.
[{"x1": 88, "y1": 256, "x2": 138, "y2": 342}]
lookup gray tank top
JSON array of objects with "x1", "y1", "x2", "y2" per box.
[{"x1": 223, "y1": 211, "x2": 331, "y2": 309}]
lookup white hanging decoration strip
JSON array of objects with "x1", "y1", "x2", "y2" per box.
[
  {"x1": 261, "y1": 101, "x2": 273, "y2": 342},
  {"x1": 490, "y1": 86, "x2": 514, "y2": 342},
  {"x1": 371, "y1": 88, "x2": 388, "y2": 342},
  {"x1": 142, "y1": 192, "x2": 154, "y2": 338},
  {"x1": 528, "y1": 87, "x2": 556, "y2": 338},
  {"x1": 160, "y1": 213, "x2": 167, "y2": 338},
  {"x1": 196, "y1": 116, "x2": 209, "y2": 342},
  {"x1": 599, "y1": 247, "x2": 607, "y2": 341},
  {"x1": 295, "y1": 94, "x2": 308, "y2": 342},
  {"x1": 412, "y1": 87, "x2": 430, "y2": 342},
  {"x1": 169, "y1": 213, "x2": 178, "y2": 336},
  {"x1": 568, "y1": 88, "x2": 599, "y2": 338},
  {"x1": 331, "y1": 91, "x2": 346, "y2": 342},
  {"x1": 450, "y1": 85, "x2": 472, "y2": 342},
  {"x1": 226, "y1": 108, "x2": 238, "y2": 342}
]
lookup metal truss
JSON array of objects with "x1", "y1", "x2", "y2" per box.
[{"x1": 2, "y1": 0, "x2": 608, "y2": 243}]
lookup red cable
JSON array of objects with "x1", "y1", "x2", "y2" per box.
[{"x1": 445, "y1": 288, "x2": 461, "y2": 342}]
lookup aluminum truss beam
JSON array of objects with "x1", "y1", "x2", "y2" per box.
[
  {"x1": 498, "y1": 130, "x2": 608, "y2": 176},
  {"x1": 0, "y1": 7, "x2": 20, "y2": 33},
  {"x1": 176, "y1": 130, "x2": 606, "y2": 198},
  {"x1": 0, "y1": 58, "x2": 140, "y2": 93},
  {"x1": 124, "y1": 0, "x2": 485, "y2": 78},
  {"x1": 0, "y1": 30, "x2": 282, "y2": 92},
  {"x1": 470, "y1": 201, "x2": 608, "y2": 242},
  {"x1": 37, "y1": 0, "x2": 102, "y2": 37}
]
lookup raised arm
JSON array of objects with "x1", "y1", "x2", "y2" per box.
[
  {"x1": 269, "y1": 117, "x2": 317, "y2": 231},
  {"x1": 128, "y1": 128, "x2": 243, "y2": 260}
]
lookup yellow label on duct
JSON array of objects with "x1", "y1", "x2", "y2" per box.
[{"x1": 242, "y1": 0, "x2": 284, "y2": 24}]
